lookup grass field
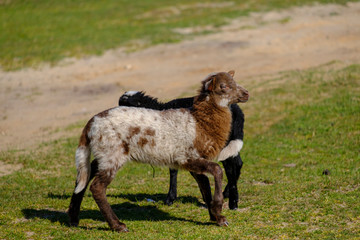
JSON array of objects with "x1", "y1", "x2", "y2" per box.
[
  {"x1": 1, "y1": 0, "x2": 360, "y2": 239},
  {"x1": 0, "y1": 0, "x2": 358, "y2": 70},
  {"x1": 0, "y1": 62, "x2": 359, "y2": 239}
]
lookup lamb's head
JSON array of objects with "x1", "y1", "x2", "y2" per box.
[{"x1": 200, "y1": 70, "x2": 249, "y2": 107}]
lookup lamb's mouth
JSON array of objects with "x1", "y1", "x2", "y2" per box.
[{"x1": 238, "y1": 95, "x2": 249, "y2": 102}]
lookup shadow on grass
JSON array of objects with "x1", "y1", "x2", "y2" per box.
[
  {"x1": 109, "y1": 192, "x2": 205, "y2": 207},
  {"x1": 47, "y1": 192, "x2": 205, "y2": 207},
  {"x1": 22, "y1": 208, "x2": 69, "y2": 226},
  {"x1": 22, "y1": 200, "x2": 212, "y2": 230}
]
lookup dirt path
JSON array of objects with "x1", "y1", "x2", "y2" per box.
[{"x1": 1, "y1": 2, "x2": 359, "y2": 151}]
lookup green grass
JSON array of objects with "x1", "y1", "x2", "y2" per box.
[
  {"x1": 0, "y1": 62, "x2": 359, "y2": 239},
  {"x1": 1, "y1": 0, "x2": 359, "y2": 70}
]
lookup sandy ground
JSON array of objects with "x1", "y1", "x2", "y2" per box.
[{"x1": 1, "y1": 2, "x2": 360, "y2": 152}]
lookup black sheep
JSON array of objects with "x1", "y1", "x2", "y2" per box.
[{"x1": 118, "y1": 91, "x2": 245, "y2": 209}]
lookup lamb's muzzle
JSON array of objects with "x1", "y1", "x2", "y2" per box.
[{"x1": 237, "y1": 85, "x2": 249, "y2": 102}]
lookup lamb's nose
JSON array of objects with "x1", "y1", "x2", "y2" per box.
[{"x1": 242, "y1": 90, "x2": 249, "y2": 100}]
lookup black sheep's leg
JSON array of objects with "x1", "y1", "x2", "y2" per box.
[
  {"x1": 221, "y1": 158, "x2": 232, "y2": 200},
  {"x1": 222, "y1": 154, "x2": 243, "y2": 210},
  {"x1": 165, "y1": 168, "x2": 178, "y2": 205},
  {"x1": 223, "y1": 183, "x2": 230, "y2": 199}
]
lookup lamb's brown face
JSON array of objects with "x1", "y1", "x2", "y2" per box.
[{"x1": 206, "y1": 71, "x2": 249, "y2": 106}]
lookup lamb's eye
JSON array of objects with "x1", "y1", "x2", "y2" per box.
[{"x1": 220, "y1": 83, "x2": 228, "y2": 89}]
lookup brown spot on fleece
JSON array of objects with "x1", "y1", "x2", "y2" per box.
[
  {"x1": 144, "y1": 128, "x2": 156, "y2": 136},
  {"x1": 96, "y1": 109, "x2": 111, "y2": 118},
  {"x1": 128, "y1": 126, "x2": 141, "y2": 139},
  {"x1": 137, "y1": 137, "x2": 148, "y2": 147},
  {"x1": 121, "y1": 141, "x2": 130, "y2": 155}
]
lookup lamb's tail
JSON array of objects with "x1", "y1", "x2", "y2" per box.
[{"x1": 74, "y1": 125, "x2": 92, "y2": 194}]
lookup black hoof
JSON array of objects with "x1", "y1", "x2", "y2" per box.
[
  {"x1": 165, "y1": 198, "x2": 175, "y2": 206},
  {"x1": 228, "y1": 200, "x2": 238, "y2": 210},
  {"x1": 69, "y1": 222, "x2": 79, "y2": 227}
]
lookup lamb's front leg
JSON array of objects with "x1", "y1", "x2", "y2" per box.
[{"x1": 183, "y1": 159, "x2": 228, "y2": 226}]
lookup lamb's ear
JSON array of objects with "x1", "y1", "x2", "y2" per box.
[
  {"x1": 228, "y1": 70, "x2": 235, "y2": 78},
  {"x1": 203, "y1": 76, "x2": 216, "y2": 92}
]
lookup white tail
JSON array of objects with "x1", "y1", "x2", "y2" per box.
[{"x1": 74, "y1": 145, "x2": 91, "y2": 194}]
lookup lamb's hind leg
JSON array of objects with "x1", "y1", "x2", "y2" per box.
[
  {"x1": 68, "y1": 159, "x2": 99, "y2": 227},
  {"x1": 90, "y1": 169, "x2": 128, "y2": 232},
  {"x1": 183, "y1": 159, "x2": 228, "y2": 226}
]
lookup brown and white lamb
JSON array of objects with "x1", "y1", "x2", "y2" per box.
[{"x1": 68, "y1": 70, "x2": 249, "y2": 232}]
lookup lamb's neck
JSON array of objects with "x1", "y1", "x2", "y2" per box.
[{"x1": 191, "y1": 96, "x2": 232, "y2": 160}]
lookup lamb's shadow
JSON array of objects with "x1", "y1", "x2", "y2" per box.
[
  {"x1": 108, "y1": 192, "x2": 206, "y2": 207},
  {"x1": 47, "y1": 192, "x2": 206, "y2": 207},
  {"x1": 22, "y1": 208, "x2": 69, "y2": 226},
  {"x1": 23, "y1": 193, "x2": 210, "y2": 229}
]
